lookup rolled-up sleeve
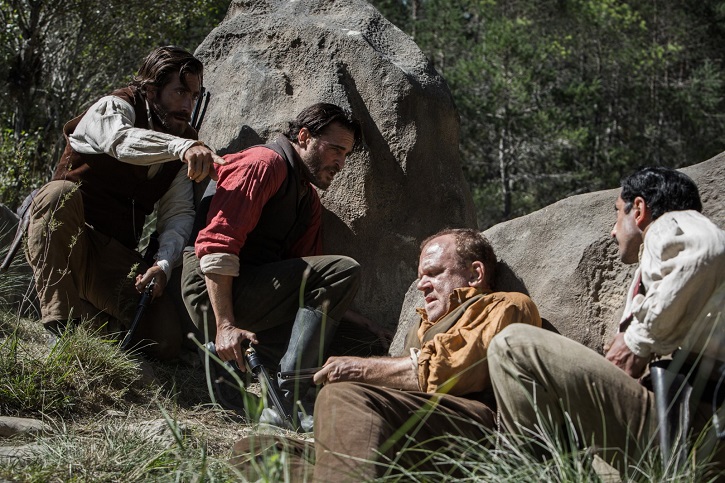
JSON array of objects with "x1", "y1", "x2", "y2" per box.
[{"x1": 194, "y1": 149, "x2": 287, "y2": 276}]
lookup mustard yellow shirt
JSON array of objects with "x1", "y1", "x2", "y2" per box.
[{"x1": 406, "y1": 287, "x2": 541, "y2": 396}]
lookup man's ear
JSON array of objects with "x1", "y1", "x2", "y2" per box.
[
  {"x1": 297, "y1": 127, "x2": 310, "y2": 148},
  {"x1": 468, "y1": 261, "x2": 486, "y2": 289},
  {"x1": 145, "y1": 85, "x2": 157, "y2": 101},
  {"x1": 632, "y1": 196, "x2": 653, "y2": 230}
]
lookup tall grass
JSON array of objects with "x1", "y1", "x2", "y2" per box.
[{"x1": 0, "y1": 286, "x2": 722, "y2": 482}]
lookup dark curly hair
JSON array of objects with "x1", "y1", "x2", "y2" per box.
[{"x1": 620, "y1": 167, "x2": 702, "y2": 220}]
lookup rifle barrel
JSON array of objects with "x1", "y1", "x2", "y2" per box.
[{"x1": 120, "y1": 280, "x2": 155, "y2": 350}]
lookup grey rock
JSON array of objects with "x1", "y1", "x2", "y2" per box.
[
  {"x1": 0, "y1": 443, "x2": 42, "y2": 462},
  {"x1": 0, "y1": 416, "x2": 50, "y2": 438},
  {"x1": 195, "y1": 0, "x2": 476, "y2": 326},
  {"x1": 392, "y1": 156, "x2": 725, "y2": 354}
]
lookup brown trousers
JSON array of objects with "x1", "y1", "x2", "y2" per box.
[
  {"x1": 25, "y1": 180, "x2": 182, "y2": 359},
  {"x1": 313, "y1": 381, "x2": 496, "y2": 482},
  {"x1": 489, "y1": 324, "x2": 724, "y2": 479}
]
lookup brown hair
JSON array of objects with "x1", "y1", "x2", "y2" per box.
[
  {"x1": 286, "y1": 103, "x2": 362, "y2": 149},
  {"x1": 130, "y1": 45, "x2": 203, "y2": 93},
  {"x1": 421, "y1": 228, "x2": 497, "y2": 288}
]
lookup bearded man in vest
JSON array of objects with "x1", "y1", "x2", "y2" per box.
[
  {"x1": 182, "y1": 103, "x2": 365, "y2": 430},
  {"x1": 26, "y1": 46, "x2": 224, "y2": 360}
]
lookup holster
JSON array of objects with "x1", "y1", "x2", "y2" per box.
[
  {"x1": 650, "y1": 360, "x2": 693, "y2": 463},
  {"x1": 1, "y1": 188, "x2": 39, "y2": 272}
]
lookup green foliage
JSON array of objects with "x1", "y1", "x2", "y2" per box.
[
  {"x1": 0, "y1": 129, "x2": 44, "y2": 210},
  {"x1": 0, "y1": 422, "x2": 243, "y2": 482},
  {"x1": 0, "y1": 0, "x2": 230, "y2": 199},
  {"x1": 372, "y1": 0, "x2": 725, "y2": 228}
]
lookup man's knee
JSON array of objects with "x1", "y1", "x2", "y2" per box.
[
  {"x1": 315, "y1": 381, "x2": 364, "y2": 415},
  {"x1": 489, "y1": 323, "x2": 539, "y2": 361},
  {"x1": 332, "y1": 255, "x2": 361, "y2": 284},
  {"x1": 31, "y1": 181, "x2": 82, "y2": 217}
]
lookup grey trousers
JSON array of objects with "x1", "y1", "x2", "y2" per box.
[
  {"x1": 313, "y1": 382, "x2": 496, "y2": 482},
  {"x1": 25, "y1": 180, "x2": 182, "y2": 359},
  {"x1": 488, "y1": 324, "x2": 724, "y2": 477},
  {"x1": 181, "y1": 250, "x2": 360, "y2": 366}
]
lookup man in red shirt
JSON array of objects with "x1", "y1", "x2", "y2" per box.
[{"x1": 182, "y1": 103, "x2": 362, "y2": 429}]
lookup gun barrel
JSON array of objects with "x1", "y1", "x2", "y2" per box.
[
  {"x1": 119, "y1": 280, "x2": 155, "y2": 350},
  {"x1": 278, "y1": 367, "x2": 321, "y2": 382},
  {"x1": 244, "y1": 347, "x2": 294, "y2": 428}
]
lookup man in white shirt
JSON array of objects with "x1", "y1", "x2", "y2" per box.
[
  {"x1": 25, "y1": 46, "x2": 223, "y2": 359},
  {"x1": 488, "y1": 167, "x2": 725, "y2": 478}
]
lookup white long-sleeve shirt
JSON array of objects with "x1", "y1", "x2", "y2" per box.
[
  {"x1": 69, "y1": 95, "x2": 198, "y2": 278},
  {"x1": 621, "y1": 210, "x2": 725, "y2": 360}
]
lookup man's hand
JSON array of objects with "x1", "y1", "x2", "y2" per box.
[
  {"x1": 215, "y1": 323, "x2": 259, "y2": 371},
  {"x1": 182, "y1": 145, "x2": 226, "y2": 183},
  {"x1": 604, "y1": 332, "x2": 650, "y2": 378},
  {"x1": 135, "y1": 265, "x2": 167, "y2": 298},
  {"x1": 313, "y1": 356, "x2": 368, "y2": 385}
]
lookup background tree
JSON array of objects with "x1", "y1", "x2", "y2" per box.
[
  {"x1": 0, "y1": 0, "x2": 229, "y2": 210},
  {"x1": 373, "y1": 0, "x2": 725, "y2": 228}
]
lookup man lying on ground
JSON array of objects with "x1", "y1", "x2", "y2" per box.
[{"x1": 312, "y1": 227, "x2": 542, "y2": 482}]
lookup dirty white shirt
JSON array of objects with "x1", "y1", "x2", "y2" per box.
[
  {"x1": 621, "y1": 210, "x2": 725, "y2": 360},
  {"x1": 69, "y1": 95, "x2": 198, "y2": 278}
]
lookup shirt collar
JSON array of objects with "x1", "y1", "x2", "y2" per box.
[{"x1": 417, "y1": 286, "x2": 487, "y2": 323}]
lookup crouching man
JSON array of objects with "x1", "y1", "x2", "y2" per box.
[
  {"x1": 312, "y1": 228, "x2": 542, "y2": 481},
  {"x1": 182, "y1": 103, "x2": 363, "y2": 429}
]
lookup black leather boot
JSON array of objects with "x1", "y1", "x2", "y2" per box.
[{"x1": 278, "y1": 306, "x2": 338, "y2": 401}]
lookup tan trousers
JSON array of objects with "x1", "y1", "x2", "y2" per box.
[
  {"x1": 313, "y1": 381, "x2": 496, "y2": 482},
  {"x1": 489, "y1": 324, "x2": 724, "y2": 478},
  {"x1": 25, "y1": 180, "x2": 182, "y2": 359}
]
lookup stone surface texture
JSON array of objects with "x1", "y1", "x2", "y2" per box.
[
  {"x1": 194, "y1": 0, "x2": 476, "y2": 325},
  {"x1": 0, "y1": 416, "x2": 50, "y2": 438},
  {"x1": 391, "y1": 156, "x2": 725, "y2": 356}
]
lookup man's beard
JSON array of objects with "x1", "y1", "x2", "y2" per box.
[
  {"x1": 303, "y1": 151, "x2": 337, "y2": 190},
  {"x1": 152, "y1": 102, "x2": 188, "y2": 136}
]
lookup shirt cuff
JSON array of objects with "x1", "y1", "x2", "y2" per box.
[
  {"x1": 410, "y1": 348, "x2": 422, "y2": 390},
  {"x1": 623, "y1": 326, "x2": 653, "y2": 359},
  {"x1": 200, "y1": 253, "x2": 240, "y2": 277},
  {"x1": 155, "y1": 259, "x2": 171, "y2": 280},
  {"x1": 175, "y1": 139, "x2": 202, "y2": 161}
]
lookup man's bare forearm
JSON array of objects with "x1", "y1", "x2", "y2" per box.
[
  {"x1": 314, "y1": 356, "x2": 419, "y2": 390},
  {"x1": 204, "y1": 272, "x2": 235, "y2": 329}
]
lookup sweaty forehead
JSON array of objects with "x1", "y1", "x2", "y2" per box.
[{"x1": 419, "y1": 236, "x2": 456, "y2": 269}]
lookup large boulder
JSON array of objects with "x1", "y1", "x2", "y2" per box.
[
  {"x1": 390, "y1": 155, "x2": 725, "y2": 356},
  {"x1": 194, "y1": 0, "x2": 476, "y2": 326}
]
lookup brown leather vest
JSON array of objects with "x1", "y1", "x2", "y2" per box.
[{"x1": 53, "y1": 86, "x2": 195, "y2": 249}]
